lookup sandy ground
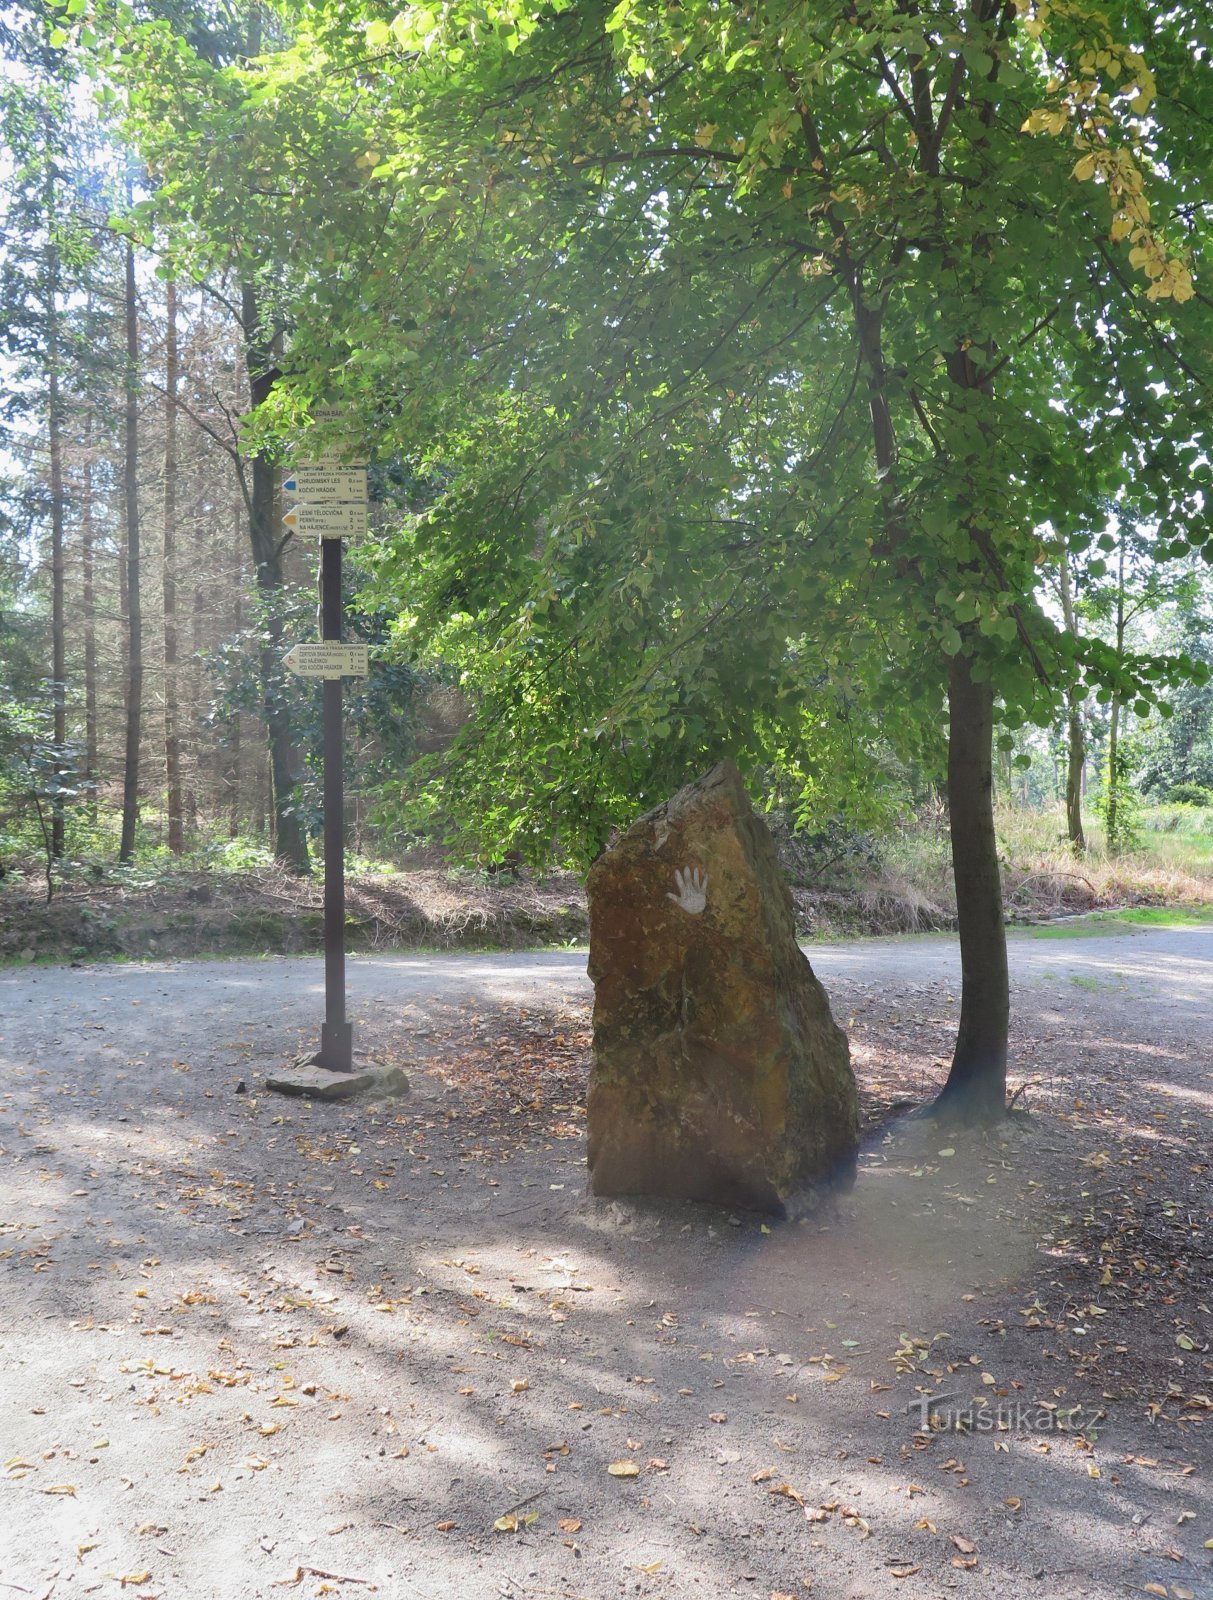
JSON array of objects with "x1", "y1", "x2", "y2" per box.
[{"x1": 0, "y1": 926, "x2": 1210, "y2": 1600}]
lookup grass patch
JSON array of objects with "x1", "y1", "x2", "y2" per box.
[{"x1": 1029, "y1": 905, "x2": 1213, "y2": 939}]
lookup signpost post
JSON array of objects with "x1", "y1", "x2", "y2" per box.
[{"x1": 281, "y1": 422, "x2": 369, "y2": 1076}]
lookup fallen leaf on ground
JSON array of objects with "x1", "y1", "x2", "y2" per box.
[
  {"x1": 951, "y1": 1535, "x2": 977, "y2": 1554},
  {"x1": 558, "y1": 1518, "x2": 581, "y2": 1533},
  {"x1": 892, "y1": 1568, "x2": 921, "y2": 1580},
  {"x1": 608, "y1": 1461, "x2": 640, "y2": 1478},
  {"x1": 768, "y1": 1482, "x2": 804, "y2": 1505}
]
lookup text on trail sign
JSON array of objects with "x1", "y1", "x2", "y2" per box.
[
  {"x1": 282, "y1": 502, "x2": 369, "y2": 540},
  {"x1": 283, "y1": 642, "x2": 370, "y2": 679},
  {"x1": 283, "y1": 467, "x2": 368, "y2": 501}
]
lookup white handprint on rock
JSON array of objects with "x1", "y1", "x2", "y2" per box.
[{"x1": 668, "y1": 866, "x2": 708, "y2": 914}]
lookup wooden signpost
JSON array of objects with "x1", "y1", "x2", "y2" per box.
[
  {"x1": 281, "y1": 414, "x2": 369, "y2": 1074},
  {"x1": 282, "y1": 502, "x2": 369, "y2": 541},
  {"x1": 283, "y1": 642, "x2": 370, "y2": 679}
]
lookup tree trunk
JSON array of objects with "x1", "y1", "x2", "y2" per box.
[
  {"x1": 228, "y1": 491, "x2": 244, "y2": 837},
  {"x1": 81, "y1": 411, "x2": 98, "y2": 817},
  {"x1": 118, "y1": 226, "x2": 143, "y2": 864},
  {"x1": 1103, "y1": 537, "x2": 1128, "y2": 853},
  {"x1": 1105, "y1": 693, "x2": 1121, "y2": 851},
  {"x1": 1058, "y1": 549, "x2": 1085, "y2": 853},
  {"x1": 933, "y1": 650, "x2": 1009, "y2": 1120},
  {"x1": 46, "y1": 198, "x2": 66, "y2": 860},
  {"x1": 48, "y1": 348, "x2": 66, "y2": 858},
  {"x1": 241, "y1": 279, "x2": 310, "y2": 873},
  {"x1": 162, "y1": 277, "x2": 184, "y2": 854}
]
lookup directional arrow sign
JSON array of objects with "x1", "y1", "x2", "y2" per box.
[
  {"x1": 283, "y1": 642, "x2": 369, "y2": 679},
  {"x1": 283, "y1": 467, "x2": 368, "y2": 502},
  {"x1": 294, "y1": 449, "x2": 369, "y2": 471},
  {"x1": 283, "y1": 502, "x2": 369, "y2": 541}
]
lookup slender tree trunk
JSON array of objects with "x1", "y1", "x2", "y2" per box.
[
  {"x1": 934, "y1": 650, "x2": 1009, "y2": 1119},
  {"x1": 118, "y1": 226, "x2": 142, "y2": 864},
  {"x1": 240, "y1": 279, "x2": 309, "y2": 873},
  {"x1": 1058, "y1": 550, "x2": 1086, "y2": 853},
  {"x1": 81, "y1": 437, "x2": 98, "y2": 817},
  {"x1": 849, "y1": 296, "x2": 1010, "y2": 1118},
  {"x1": 45, "y1": 195, "x2": 67, "y2": 860},
  {"x1": 229, "y1": 492, "x2": 244, "y2": 837},
  {"x1": 162, "y1": 277, "x2": 184, "y2": 854},
  {"x1": 1105, "y1": 540, "x2": 1127, "y2": 854},
  {"x1": 48, "y1": 350, "x2": 66, "y2": 858}
]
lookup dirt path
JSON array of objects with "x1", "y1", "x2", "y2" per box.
[{"x1": 0, "y1": 928, "x2": 1210, "y2": 1600}]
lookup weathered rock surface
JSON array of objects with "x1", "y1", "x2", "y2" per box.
[
  {"x1": 586, "y1": 761, "x2": 858, "y2": 1212},
  {"x1": 265, "y1": 1061, "x2": 410, "y2": 1101}
]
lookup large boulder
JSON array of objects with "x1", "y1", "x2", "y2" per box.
[{"x1": 585, "y1": 761, "x2": 858, "y2": 1212}]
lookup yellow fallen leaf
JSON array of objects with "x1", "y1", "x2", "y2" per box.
[
  {"x1": 558, "y1": 1518, "x2": 582, "y2": 1533},
  {"x1": 119, "y1": 1575, "x2": 152, "y2": 1589},
  {"x1": 436, "y1": 1519, "x2": 456, "y2": 1532},
  {"x1": 1087, "y1": 1463, "x2": 1101, "y2": 1479},
  {"x1": 260, "y1": 1422, "x2": 281, "y2": 1437},
  {"x1": 1004, "y1": 1498, "x2": 1021, "y2": 1511},
  {"x1": 510, "y1": 1379, "x2": 530, "y2": 1394},
  {"x1": 951, "y1": 1535, "x2": 977, "y2": 1554},
  {"x1": 768, "y1": 1482, "x2": 804, "y2": 1505},
  {"x1": 43, "y1": 1483, "x2": 76, "y2": 1496},
  {"x1": 494, "y1": 1513, "x2": 520, "y2": 1533},
  {"x1": 892, "y1": 1568, "x2": 921, "y2": 1579},
  {"x1": 77, "y1": 1543, "x2": 99, "y2": 1560},
  {"x1": 393, "y1": 1446, "x2": 410, "y2": 1459},
  {"x1": 1176, "y1": 1335, "x2": 1195, "y2": 1351},
  {"x1": 634, "y1": 1560, "x2": 662, "y2": 1574},
  {"x1": 1143, "y1": 1586, "x2": 1168, "y2": 1599},
  {"x1": 608, "y1": 1460, "x2": 640, "y2": 1478}
]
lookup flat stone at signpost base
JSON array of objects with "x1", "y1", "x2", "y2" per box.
[
  {"x1": 265, "y1": 1059, "x2": 409, "y2": 1101},
  {"x1": 586, "y1": 759, "x2": 858, "y2": 1215}
]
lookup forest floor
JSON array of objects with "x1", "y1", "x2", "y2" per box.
[
  {"x1": 0, "y1": 926, "x2": 1210, "y2": 1600},
  {"x1": 0, "y1": 839, "x2": 1203, "y2": 967}
]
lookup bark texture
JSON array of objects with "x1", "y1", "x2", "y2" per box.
[{"x1": 934, "y1": 652, "x2": 1008, "y2": 1120}]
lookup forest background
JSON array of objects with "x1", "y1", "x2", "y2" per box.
[{"x1": 3, "y1": 0, "x2": 1213, "y2": 1074}]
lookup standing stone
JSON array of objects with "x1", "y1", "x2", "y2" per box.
[{"x1": 586, "y1": 761, "x2": 858, "y2": 1212}]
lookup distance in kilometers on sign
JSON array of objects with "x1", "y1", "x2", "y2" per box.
[
  {"x1": 283, "y1": 642, "x2": 370, "y2": 679},
  {"x1": 283, "y1": 502, "x2": 368, "y2": 540},
  {"x1": 283, "y1": 467, "x2": 368, "y2": 501}
]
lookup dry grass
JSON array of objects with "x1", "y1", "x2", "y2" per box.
[{"x1": 795, "y1": 801, "x2": 1213, "y2": 936}]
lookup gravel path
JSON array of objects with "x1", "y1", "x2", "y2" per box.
[{"x1": 0, "y1": 926, "x2": 1210, "y2": 1600}]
